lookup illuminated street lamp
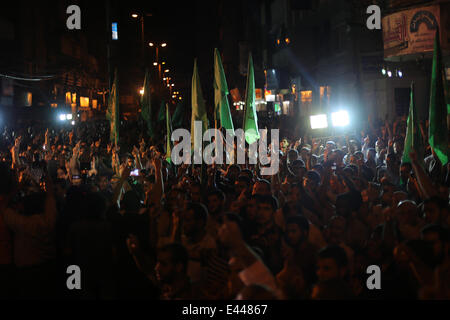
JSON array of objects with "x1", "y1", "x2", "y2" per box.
[
  {"x1": 148, "y1": 42, "x2": 167, "y2": 80},
  {"x1": 131, "y1": 12, "x2": 153, "y2": 66}
]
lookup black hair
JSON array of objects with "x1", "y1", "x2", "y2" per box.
[
  {"x1": 240, "y1": 169, "x2": 254, "y2": 180},
  {"x1": 58, "y1": 166, "x2": 67, "y2": 174},
  {"x1": 318, "y1": 245, "x2": 348, "y2": 268},
  {"x1": 292, "y1": 159, "x2": 306, "y2": 168},
  {"x1": 286, "y1": 215, "x2": 310, "y2": 233},
  {"x1": 208, "y1": 189, "x2": 225, "y2": 202},
  {"x1": 421, "y1": 224, "x2": 449, "y2": 242},
  {"x1": 186, "y1": 202, "x2": 209, "y2": 224},
  {"x1": 237, "y1": 175, "x2": 251, "y2": 186},
  {"x1": 253, "y1": 194, "x2": 278, "y2": 211},
  {"x1": 224, "y1": 212, "x2": 244, "y2": 234},
  {"x1": 306, "y1": 170, "x2": 321, "y2": 184},
  {"x1": 254, "y1": 179, "x2": 271, "y2": 192}
]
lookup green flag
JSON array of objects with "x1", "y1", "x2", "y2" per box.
[
  {"x1": 402, "y1": 82, "x2": 424, "y2": 167},
  {"x1": 106, "y1": 69, "x2": 119, "y2": 147},
  {"x1": 191, "y1": 59, "x2": 208, "y2": 188},
  {"x1": 140, "y1": 69, "x2": 153, "y2": 138},
  {"x1": 428, "y1": 28, "x2": 449, "y2": 165},
  {"x1": 158, "y1": 100, "x2": 166, "y2": 123},
  {"x1": 214, "y1": 48, "x2": 234, "y2": 134},
  {"x1": 243, "y1": 53, "x2": 259, "y2": 145},
  {"x1": 191, "y1": 59, "x2": 209, "y2": 147},
  {"x1": 166, "y1": 103, "x2": 172, "y2": 164},
  {"x1": 172, "y1": 101, "x2": 184, "y2": 128}
]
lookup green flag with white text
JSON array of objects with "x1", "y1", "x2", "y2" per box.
[
  {"x1": 428, "y1": 28, "x2": 449, "y2": 165},
  {"x1": 214, "y1": 48, "x2": 234, "y2": 134},
  {"x1": 106, "y1": 69, "x2": 119, "y2": 147},
  {"x1": 243, "y1": 53, "x2": 259, "y2": 145}
]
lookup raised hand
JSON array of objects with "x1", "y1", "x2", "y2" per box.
[{"x1": 132, "y1": 145, "x2": 140, "y2": 158}]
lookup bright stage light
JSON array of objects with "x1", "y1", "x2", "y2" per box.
[
  {"x1": 59, "y1": 114, "x2": 66, "y2": 121},
  {"x1": 310, "y1": 114, "x2": 328, "y2": 129},
  {"x1": 332, "y1": 110, "x2": 350, "y2": 127},
  {"x1": 66, "y1": 114, "x2": 72, "y2": 120}
]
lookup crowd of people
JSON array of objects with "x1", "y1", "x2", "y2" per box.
[{"x1": 0, "y1": 114, "x2": 448, "y2": 300}]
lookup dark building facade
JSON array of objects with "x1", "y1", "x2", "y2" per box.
[{"x1": 0, "y1": 0, "x2": 108, "y2": 124}]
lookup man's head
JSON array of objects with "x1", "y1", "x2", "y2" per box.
[
  {"x1": 189, "y1": 182, "x2": 202, "y2": 203},
  {"x1": 126, "y1": 154, "x2": 134, "y2": 168},
  {"x1": 290, "y1": 159, "x2": 306, "y2": 179},
  {"x1": 287, "y1": 149, "x2": 299, "y2": 163},
  {"x1": 183, "y1": 202, "x2": 208, "y2": 238},
  {"x1": 328, "y1": 215, "x2": 346, "y2": 244},
  {"x1": 375, "y1": 139, "x2": 385, "y2": 154},
  {"x1": 386, "y1": 153, "x2": 398, "y2": 168},
  {"x1": 422, "y1": 196, "x2": 448, "y2": 224},
  {"x1": 207, "y1": 189, "x2": 225, "y2": 216},
  {"x1": 285, "y1": 215, "x2": 310, "y2": 247},
  {"x1": 226, "y1": 165, "x2": 241, "y2": 182},
  {"x1": 252, "y1": 179, "x2": 271, "y2": 196},
  {"x1": 97, "y1": 174, "x2": 110, "y2": 191},
  {"x1": 235, "y1": 175, "x2": 251, "y2": 196},
  {"x1": 396, "y1": 200, "x2": 419, "y2": 225},
  {"x1": 367, "y1": 148, "x2": 376, "y2": 161},
  {"x1": 57, "y1": 166, "x2": 67, "y2": 180},
  {"x1": 421, "y1": 224, "x2": 449, "y2": 266},
  {"x1": 254, "y1": 194, "x2": 278, "y2": 226},
  {"x1": 240, "y1": 169, "x2": 254, "y2": 182},
  {"x1": 155, "y1": 243, "x2": 189, "y2": 284},
  {"x1": 316, "y1": 245, "x2": 348, "y2": 282},
  {"x1": 303, "y1": 171, "x2": 320, "y2": 193}
]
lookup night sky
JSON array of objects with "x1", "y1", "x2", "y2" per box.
[{"x1": 113, "y1": 0, "x2": 221, "y2": 98}]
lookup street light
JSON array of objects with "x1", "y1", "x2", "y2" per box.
[
  {"x1": 164, "y1": 69, "x2": 169, "y2": 73},
  {"x1": 131, "y1": 12, "x2": 153, "y2": 66},
  {"x1": 148, "y1": 42, "x2": 167, "y2": 80}
]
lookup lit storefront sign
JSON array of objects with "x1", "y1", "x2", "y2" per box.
[{"x1": 382, "y1": 5, "x2": 445, "y2": 60}]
